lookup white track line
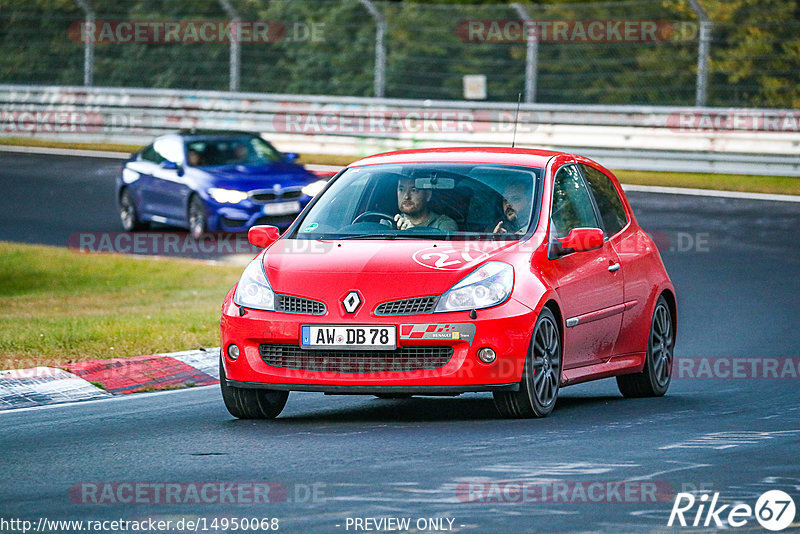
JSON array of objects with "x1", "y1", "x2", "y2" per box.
[{"x1": 621, "y1": 183, "x2": 800, "y2": 203}]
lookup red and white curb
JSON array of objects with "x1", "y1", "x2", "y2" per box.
[{"x1": 0, "y1": 348, "x2": 220, "y2": 411}]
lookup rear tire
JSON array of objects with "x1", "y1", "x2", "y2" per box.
[
  {"x1": 220, "y1": 357, "x2": 288, "y2": 419},
  {"x1": 494, "y1": 307, "x2": 561, "y2": 418},
  {"x1": 617, "y1": 295, "x2": 674, "y2": 398},
  {"x1": 119, "y1": 189, "x2": 147, "y2": 231}
]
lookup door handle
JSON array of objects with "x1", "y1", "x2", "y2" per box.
[{"x1": 608, "y1": 262, "x2": 621, "y2": 272}]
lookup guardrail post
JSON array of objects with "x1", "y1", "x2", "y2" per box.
[
  {"x1": 688, "y1": 0, "x2": 711, "y2": 107},
  {"x1": 511, "y1": 3, "x2": 538, "y2": 103},
  {"x1": 358, "y1": 0, "x2": 386, "y2": 98},
  {"x1": 218, "y1": 0, "x2": 241, "y2": 92},
  {"x1": 74, "y1": 0, "x2": 94, "y2": 86}
]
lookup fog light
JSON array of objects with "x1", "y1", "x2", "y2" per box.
[
  {"x1": 477, "y1": 347, "x2": 496, "y2": 364},
  {"x1": 227, "y1": 344, "x2": 240, "y2": 360}
]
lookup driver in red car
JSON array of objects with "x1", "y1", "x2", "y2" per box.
[{"x1": 393, "y1": 177, "x2": 457, "y2": 232}]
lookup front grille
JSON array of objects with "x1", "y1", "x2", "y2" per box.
[
  {"x1": 259, "y1": 345, "x2": 454, "y2": 373},
  {"x1": 249, "y1": 189, "x2": 304, "y2": 204},
  {"x1": 220, "y1": 216, "x2": 247, "y2": 228},
  {"x1": 275, "y1": 294, "x2": 326, "y2": 315},
  {"x1": 253, "y1": 215, "x2": 299, "y2": 227},
  {"x1": 375, "y1": 296, "x2": 437, "y2": 315}
]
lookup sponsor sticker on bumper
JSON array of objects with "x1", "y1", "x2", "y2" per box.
[{"x1": 400, "y1": 323, "x2": 476, "y2": 344}]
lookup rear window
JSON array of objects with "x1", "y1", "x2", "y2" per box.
[{"x1": 580, "y1": 164, "x2": 628, "y2": 236}]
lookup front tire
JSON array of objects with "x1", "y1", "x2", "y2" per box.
[
  {"x1": 494, "y1": 307, "x2": 562, "y2": 418},
  {"x1": 188, "y1": 195, "x2": 208, "y2": 240},
  {"x1": 220, "y1": 357, "x2": 288, "y2": 419},
  {"x1": 119, "y1": 189, "x2": 147, "y2": 231},
  {"x1": 617, "y1": 295, "x2": 674, "y2": 397}
]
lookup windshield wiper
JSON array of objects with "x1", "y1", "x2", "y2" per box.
[{"x1": 336, "y1": 233, "x2": 399, "y2": 240}]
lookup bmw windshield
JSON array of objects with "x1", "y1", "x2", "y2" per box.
[
  {"x1": 288, "y1": 163, "x2": 542, "y2": 241},
  {"x1": 185, "y1": 136, "x2": 285, "y2": 167}
]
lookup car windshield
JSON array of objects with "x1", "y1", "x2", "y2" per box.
[
  {"x1": 184, "y1": 136, "x2": 285, "y2": 167},
  {"x1": 288, "y1": 162, "x2": 541, "y2": 240}
]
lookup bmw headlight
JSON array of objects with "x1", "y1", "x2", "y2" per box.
[
  {"x1": 209, "y1": 188, "x2": 248, "y2": 204},
  {"x1": 233, "y1": 260, "x2": 275, "y2": 311},
  {"x1": 435, "y1": 262, "x2": 514, "y2": 312},
  {"x1": 302, "y1": 179, "x2": 328, "y2": 197}
]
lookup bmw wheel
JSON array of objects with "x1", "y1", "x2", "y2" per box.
[
  {"x1": 617, "y1": 295, "x2": 674, "y2": 397},
  {"x1": 188, "y1": 195, "x2": 208, "y2": 240},
  {"x1": 494, "y1": 307, "x2": 561, "y2": 418},
  {"x1": 119, "y1": 189, "x2": 147, "y2": 231},
  {"x1": 220, "y1": 356, "x2": 289, "y2": 419}
]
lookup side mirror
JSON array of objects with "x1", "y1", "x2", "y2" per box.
[
  {"x1": 548, "y1": 227, "x2": 604, "y2": 259},
  {"x1": 284, "y1": 152, "x2": 299, "y2": 162},
  {"x1": 248, "y1": 225, "x2": 280, "y2": 248},
  {"x1": 160, "y1": 160, "x2": 184, "y2": 176}
]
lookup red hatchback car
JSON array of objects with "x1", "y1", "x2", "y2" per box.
[{"x1": 219, "y1": 147, "x2": 676, "y2": 419}]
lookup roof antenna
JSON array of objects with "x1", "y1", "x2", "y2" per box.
[{"x1": 511, "y1": 92, "x2": 521, "y2": 148}]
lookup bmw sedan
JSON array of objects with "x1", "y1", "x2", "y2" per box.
[
  {"x1": 219, "y1": 147, "x2": 676, "y2": 419},
  {"x1": 117, "y1": 131, "x2": 328, "y2": 238}
]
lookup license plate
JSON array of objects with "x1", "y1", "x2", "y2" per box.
[
  {"x1": 263, "y1": 201, "x2": 301, "y2": 216},
  {"x1": 301, "y1": 325, "x2": 397, "y2": 350}
]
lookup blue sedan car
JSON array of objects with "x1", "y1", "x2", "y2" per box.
[{"x1": 117, "y1": 131, "x2": 329, "y2": 238}]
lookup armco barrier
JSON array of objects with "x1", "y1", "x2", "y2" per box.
[{"x1": 1, "y1": 85, "x2": 798, "y2": 176}]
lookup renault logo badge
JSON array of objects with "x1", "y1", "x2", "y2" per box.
[{"x1": 342, "y1": 291, "x2": 361, "y2": 314}]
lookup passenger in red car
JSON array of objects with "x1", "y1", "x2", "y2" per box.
[
  {"x1": 394, "y1": 178, "x2": 457, "y2": 232},
  {"x1": 492, "y1": 179, "x2": 532, "y2": 234}
]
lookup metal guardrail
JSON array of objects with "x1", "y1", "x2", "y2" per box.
[{"x1": 1, "y1": 85, "x2": 798, "y2": 176}]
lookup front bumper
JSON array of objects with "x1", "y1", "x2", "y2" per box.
[
  {"x1": 220, "y1": 296, "x2": 537, "y2": 392},
  {"x1": 209, "y1": 198, "x2": 310, "y2": 232}
]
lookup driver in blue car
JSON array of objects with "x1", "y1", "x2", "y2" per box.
[{"x1": 394, "y1": 177, "x2": 457, "y2": 232}]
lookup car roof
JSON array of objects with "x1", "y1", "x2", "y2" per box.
[
  {"x1": 348, "y1": 147, "x2": 572, "y2": 169},
  {"x1": 176, "y1": 129, "x2": 262, "y2": 140}
]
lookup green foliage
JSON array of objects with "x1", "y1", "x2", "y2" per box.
[{"x1": 0, "y1": 0, "x2": 797, "y2": 106}]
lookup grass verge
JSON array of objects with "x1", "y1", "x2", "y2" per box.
[
  {"x1": 614, "y1": 169, "x2": 800, "y2": 196},
  {"x1": 0, "y1": 241, "x2": 242, "y2": 370}
]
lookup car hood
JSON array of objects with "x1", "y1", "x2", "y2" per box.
[
  {"x1": 203, "y1": 163, "x2": 315, "y2": 189},
  {"x1": 262, "y1": 239, "x2": 523, "y2": 306}
]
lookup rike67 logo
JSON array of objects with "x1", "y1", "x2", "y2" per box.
[{"x1": 668, "y1": 490, "x2": 796, "y2": 531}]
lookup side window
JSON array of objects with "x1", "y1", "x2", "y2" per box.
[
  {"x1": 581, "y1": 164, "x2": 628, "y2": 236},
  {"x1": 551, "y1": 165, "x2": 600, "y2": 238},
  {"x1": 153, "y1": 138, "x2": 185, "y2": 164},
  {"x1": 140, "y1": 144, "x2": 164, "y2": 164}
]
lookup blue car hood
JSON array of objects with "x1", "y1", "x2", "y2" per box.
[{"x1": 203, "y1": 162, "x2": 315, "y2": 190}]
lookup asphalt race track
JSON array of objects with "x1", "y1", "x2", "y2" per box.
[{"x1": 1, "y1": 152, "x2": 799, "y2": 533}]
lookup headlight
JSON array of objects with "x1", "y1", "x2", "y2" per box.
[
  {"x1": 302, "y1": 179, "x2": 327, "y2": 197},
  {"x1": 434, "y1": 262, "x2": 514, "y2": 312},
  {"x1": 209, "y1": 188, "x2": 248, "y2": 204},
  {"x1": 233, "y1": 260, "x2": 275, "y2": 311}
]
